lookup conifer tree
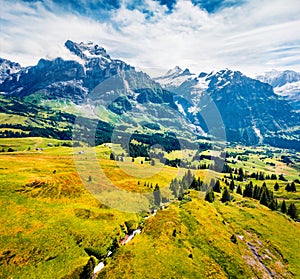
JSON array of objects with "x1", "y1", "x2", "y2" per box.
[
  {"x1": 274, "y1": 182, "x2": 279, "y2": 191},
  {"x1": 291, "y1": 182, "x2": 296, "y2": 192},
  {"x1": 205, "y1": 190, "x2": 215, "y2": 203},
  {"x1": 221, "y1": 187, "x2": 231, "y2": 203},
  {"x1": 285, "y1": 183, "x2": 291, "y2": 192},
  {"x1": 178, "y1": 186, "x2": 184, "y2": 200},
  {"x1": 268, "y1": 199, "x2": 277, "y2": 211},
  {"x1": 236, "y1": 185, "x2": 242, "y2": 195},
  {"x1": 287, "y1": 203, "x2": 297, "y2": 219},
  {"x1": 253, "y1": 185, "x2": 260, "y2": 200},
  {"x1": 260, "y1": 189, "x2": 269, "y2": 207},
  {"x1": 281, "y1": 200, "x2": 287, "y2": 214},
  {"x1": 170, "y1": 178, "x2": 180, "y2": 198},
  {"x1": 110, "y1": 152, "x2": 115, "y2": 160},
  {"x1": 271, "y1": 174, "x2": 277, "y2": 180},
  {"x1": 229, "y1": 180, "x2": 235, "y2": 191},
  {"x1": 153, "y1": 184, "x2": 161, "y2": 207},
  {"x1": 213, "y1": 180, "x2": 221, "y2": 193},
  {"x1": 187, "y1": 169, "x2": 193, "y2": 186},
  {"x1": 197, "y1": 177, "x2": 202, "y2": 191},
  {"x1": 209, "y1": 178, "x2": 216, "y2": 189}
]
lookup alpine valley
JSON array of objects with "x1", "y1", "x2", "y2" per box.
[
  {"x1": 0, "y1": 41, "x2": 300, "y2": 279},
  {"x1": 1, "y1": 40, "x2": 300, "y2": 150}
]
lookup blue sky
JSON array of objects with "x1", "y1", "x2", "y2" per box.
[{"x1": 1, "y1": 0, "x2": 300, "y2": 76}]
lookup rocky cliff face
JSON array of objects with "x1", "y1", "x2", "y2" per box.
[
  {"x1": 0, "y1": 41, "x2": 196, "y2": 143},
  {"x1": 256, "y1": 70, "x2": 300, "y2": 112},
  {"x1": 0, "y1": 41, "x2": 299, "y2": 149},
  {"x1": 156, "y1": 68, "x2": 300, "y2": 147},
  {"x1": 0, "y1": 58, "x2": 21, "y2": 84}
]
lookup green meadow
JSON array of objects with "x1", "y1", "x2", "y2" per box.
[{"x1": 0, "y1": 138, "x2": 299, "y2": 278}]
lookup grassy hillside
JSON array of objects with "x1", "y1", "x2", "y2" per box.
[
  {"x1": 0, "y1": 138, "x2": 299, "y2": 278},
  {"x1": 98, "y1": 191, "x2": 300, "y2": 278}
]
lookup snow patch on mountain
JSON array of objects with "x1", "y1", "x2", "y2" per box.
[
  {"x1": 256, "y1": 70, "x2": 300, "y2": 111},
  {"x1": 256, "y1": 69, "x2": 300, "y2": 87},
  {"x1": 175, "y1": 100, "x2": 186, "y2": 116},
  {"x1": 0, "y1": 58, "x2": 22, "y2": 83},
  {"x1": 154, "y1": 66, "x2": 196, "y2": 88}
]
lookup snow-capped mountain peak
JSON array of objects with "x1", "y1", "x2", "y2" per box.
[
  {"x1": 256, "y1": 69, "x2": 300, "y2": 111},
  {"x1": 163, "y1": 66, "x2": 183, "y2": 78},
  {"x1": 256, "y1": 69, "x2": 300, "y2": 87},
  {"x1": 154, "y1": 66, "x2": 195, "y2": 88},
  {"x1": 65, "y1": 40, "x2": 111, "y2": 61},
  {"x1": 0, "y1": 58, "x2": 22, "y2": 83}
]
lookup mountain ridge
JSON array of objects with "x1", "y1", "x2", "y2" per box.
[
  {"x1": 256, "y1": 69, "x2": 300, "y2": 112},
  {"x1": 0, "y1": 41, "x2": 299, "y2": 150}
]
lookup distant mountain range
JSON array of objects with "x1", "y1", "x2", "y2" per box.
[
  {"x1": 256, "y1": 69, "x2": 300, "y2": 112},
  {"x1": 155, "y1": 66, "x2": 300, "y2": 148},
  {"x1": 0, "y1": 41, "x2": 299, "y2": 150}
]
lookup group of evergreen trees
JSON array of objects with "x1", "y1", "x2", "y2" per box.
[
  {"x1": 237, "y1": 181, "x2": 298, "y2": 219},
  {"x1": 282, "y1": 201, "x2": 298, "y2": 219},
  {"x1": 285, "y1": 182, "x2": 297, "y2": 192},
  {"x1": 169, "y1": 170, "x2": 231, "y2": 204},
  {"x1": 169, "y1": 170, "x2": 212, "y2": 200},
  {"x1": 240, "y1": 182, "x2": 277, "y2": 210},
  {"x1": 129, "y1": 142, "x2": 149, "y2": 158},
  {"x1": 223, "y1": 164, "x2": 285, "y2": 183}
]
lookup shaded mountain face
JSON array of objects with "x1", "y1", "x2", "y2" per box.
[
  {"x1": 0, "y1": 41, "x2": 299, "y2": 149},
  {"x1": 256, "y1": 70, "x2": 300, "y2": 112},
  {"x1": 0, "y1": 58, "x2": 21, "y2": 84},
  {"x1": 0, "y1": 41, "x2": 199, "y2": 148},
  {"x1": 156, "y1": 68, "x2": 300, "y2": 148},
  {"x1": 0, "y1": 41, "x2": 137, "y2": 103}
]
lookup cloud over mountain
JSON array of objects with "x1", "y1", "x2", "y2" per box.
[{"x1": 1, "y1": 0, "x2": 300, "y2": 76}]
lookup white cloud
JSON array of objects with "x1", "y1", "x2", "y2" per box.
[{"x1": 0, "y1": 0, "x2": 299, "y2": 77}]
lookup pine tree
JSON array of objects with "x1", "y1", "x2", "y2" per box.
[
  {"x1": 285, "y1": 183, "x2": 291, "y2": 192},
  {"x1": 268, "y1": 199, "x2": 277, "y2": 211},
  {"x1": 274, "y1": 182, "x2": 279, "y2": 191},
  {"x1": 243, "y1": 182, "x2": 253, "y2": 198},
  {"x1": 190, "y1": 177, "x2": 197, "y2": 190},
  {"x1": 287, "y1": 203, "x2": 297, "y2": 219},
  {"x1": 209, "y1": 178, "x2": 216, "y2": 189},
  {"x1": 221, "y1": 187, "x2": 231, "y2": 203},
  {"x1": 110, "y1": 152, "x2": 115, "y2": 160},
  {"x1": 205, "y1": 190, "x2": 215, "y2": 203},
  {"x1": 260, "y1": 189, "x2": 269, "y2": 207},
  {"x1": 290, "y1": 182, "x2": 296, "y2": 192},
  {"x1": 178, "y1": 186, "x2": 184, "y2": 200},
  {"x1": 271, "y1": 174, "x2": 277, "y2": 180},
  {"x1": 253, "y1": 185, "x2": 260, "y2": 200},
  {"x1": 281, "y1": 200, "x2": 287, "y2": 214},
  {"x1": 236, "y1": 185, "x2": 242, "y2": 195},
  {"x1": 196, "y1": 177, "x2": 202, "y2": 191},
  {"x1": 153, "y1": 184, "x2": 161, "y2": 207},
  {"x1": 170, "y1": 179, "x2": 179, "y2": 198},
  {"x1": 213, "y1": 180, "x2": 221, "y2": 193},
  {"x1": 229, "y1": 180, "x2": 235, "y2": 191},
  {"x1": 186, "y1": 169, "x2": 193, "y2": 186}
]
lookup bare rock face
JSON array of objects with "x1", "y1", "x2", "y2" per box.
[{"x1": 0, "y1": 41, "x2": 299, "y2": 149}]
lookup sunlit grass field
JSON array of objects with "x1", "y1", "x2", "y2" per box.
[{"x1": 0, "y1": 138, "x2": 299, "y2": 278}]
